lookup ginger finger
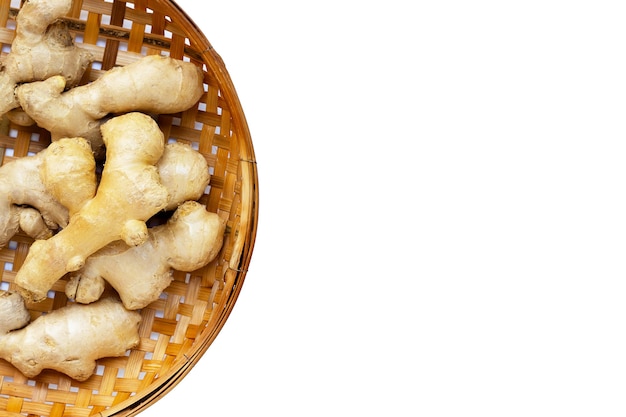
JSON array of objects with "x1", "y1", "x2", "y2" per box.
[
  {"x1": 0, "y1": 291, "x2": 30, "y2": 334},
  {"x1": 6, "y1": 109, "x2": 36, "y2": 127},
  {"x1": 156, "y1": 142, "x2": 211, "y2": 211},
  {"x1": 18, "y1": 207, "x2": 54, "y2": 240},
  {"x1": 40, "y1": 136, "x2": 97, "y2": 215},
  {"x1": 0, "y1": 137, "x2": 95, "y2": 248},
  {"x1": 0, "y1": 155, "x2": 67, "y2": 247}
]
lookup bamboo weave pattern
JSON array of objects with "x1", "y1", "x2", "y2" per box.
[{"x1": 0, "y1": 0, "x2": 257, "y2": 415}]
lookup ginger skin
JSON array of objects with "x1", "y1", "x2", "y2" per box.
[
  {"x1": 66, "y1": 142, "x2": 214, "y2": 308},
  {"x1": 0, "y1": 153, "x2": 67, "y2": 248},
  {"x1": 0, "y1": 297, "x2": 141, "y2": 381},
  {"x1": 0, "y1": 0, "x2": 93, "y2": 116},
  {"x1": 17, "y1": 207, "x2": 56, "y2": 240},
  {"x1": 0, "y1": 137, "x2": 95, "y2": 248},
  {"x1": 14, "y1": 113, "x2": 169, "y2": 303},
  {"x1": 17, "y1": 55, "x2": 204, "y2": 155},
  {"x1": 66, "y1": 201, "x2": 226, "y2": 309},
  {"x1": 40, "y1": 136, "x2": 97, "y2": 216},
  {"x1": 0, "y1": 291, "x2": 30, "y2": 334},
  {"x1": 157, "y1": 142, "x2": 211, "y2": 211}
]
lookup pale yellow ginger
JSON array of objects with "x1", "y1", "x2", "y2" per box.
[
  {"x1": 17, "y1": 207, "x2": 56, "y2": 240},
  {"x1": 0, "y1": 291, "x2": 30, "y2": 334},
  {"x1": 0, "y1": 137, "x2": 96, "y2": 248},
  {"x1": 5, "y1": 109, "x2": 36, "y2": 127},
  {"x1": 17, "y1": 55, "x2": 204, "y2": 155},
  {"x1": 0, "y1": 297, "x2": 141, "y2": 381},
  {"x1": 66, "y1": 201, "x2": 226, "y2": 309},
  {"x1": 14, "y1": 112, "x2": 169, "y2": 303},
  {"x1": 65, "y1": 142, "x2": 214, "y2": 308},
  {"x1": 0, "y1": 0, "x2": 93, "y2": 117},
  {"x1": 157, "y1": 142, "x2": 211, "y2": 211},
  {"x1": 0, "y1": 155, "x2": 67, "y2": 247},
  {"x1": 40, "y1": 136, "x2": 97, "y2": 216}
]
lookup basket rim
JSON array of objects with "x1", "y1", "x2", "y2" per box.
[{"x1": 102, "y1": 2, "x2": 260, "y2": 415}]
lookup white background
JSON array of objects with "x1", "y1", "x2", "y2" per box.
[{"x1": 144, "y1": 1, "x2": 626, "y2": 416}]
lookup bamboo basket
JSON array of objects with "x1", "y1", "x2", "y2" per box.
[{"x1": 0, "y1": 0, "x2": 258, "y2": 415}]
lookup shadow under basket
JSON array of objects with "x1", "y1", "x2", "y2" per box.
[{"x1": 0, "y1": 0, "x2": 258, "y2": 415}]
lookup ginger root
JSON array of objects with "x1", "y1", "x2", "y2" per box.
[
  {"x1": 0, "y1": 153, "x2": 67, "y2": 247},
  {"x1": 14, "y1": 112, "x2": 169, "y2": 303},
  {"x1": 0, "y1": 0, "x2": 93, "y2": 116},
  {"x1": 157, "y1": 142, "x2": 211, "y2": 211},
  {"x1": 65, "y1": 142, "x2": 213, "y2": 308},
  {"x1": 0, "y1": 297, "x2": 140, "y2": 381},
  {"x1": 0, "y1": 291, "x2": 30, "y2": 334},
  {"x1": 17, "y1": 55, "x2": 204, "y2": 155},
  {"x1": 17, "y1": 207, "x2": 55, "y2": 240},
  {"x1": 40, "y1": 136, "x2": 97, "y2": 216},
  {"x1": 66, "y1": 201, "x2": 226, "y2": 309},
  {"x1": 0, "y1": 136, "x2": 95, "y2": 248}
]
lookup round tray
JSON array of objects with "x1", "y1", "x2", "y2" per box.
[{"x1": 0, "y1": 0, "x2": 258, "y2": 415}]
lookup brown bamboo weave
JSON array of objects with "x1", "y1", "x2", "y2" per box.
[{"x1": 0, "y1": 0, "x2": 258, "y2": 415}]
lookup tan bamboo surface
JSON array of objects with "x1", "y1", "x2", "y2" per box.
[{"x1": 0, "y1": 0, "x2": 258, "y2": 415}]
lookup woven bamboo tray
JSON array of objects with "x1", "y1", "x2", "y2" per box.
[{"x1": 0, "y1": 0, "x2": 257, "y2": 415}]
